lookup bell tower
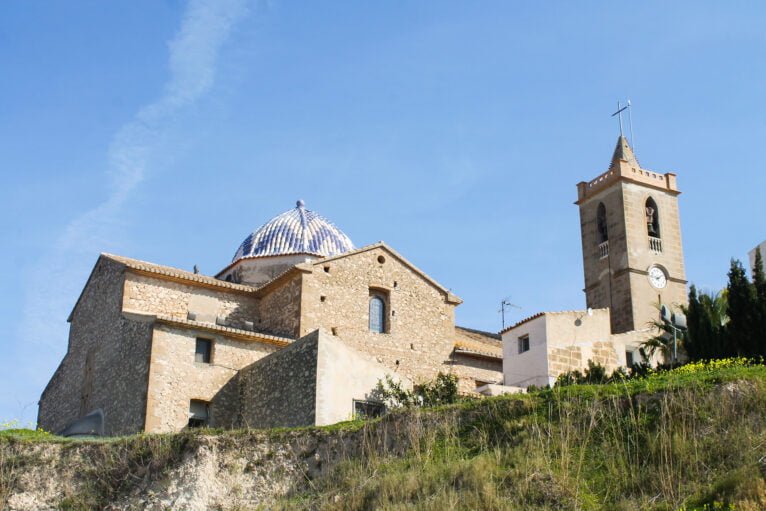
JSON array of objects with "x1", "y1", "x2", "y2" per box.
[{"x1": 576, "y1": 137, "x2": 687, "y2": 334}]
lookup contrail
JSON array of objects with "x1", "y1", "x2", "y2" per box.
[{"x1": 8, "y1": 0, "x2": 249, "y2": 425}]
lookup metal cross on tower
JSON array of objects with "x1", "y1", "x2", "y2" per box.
[{"x1": 611, "y1": 100, "x2": 636, "y2": 151}]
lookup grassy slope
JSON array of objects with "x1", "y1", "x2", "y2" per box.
[
  {"x1": 2, "y1": 362, "x2": 766, "y2": 510},
  {"x1": 273, "y1": 362, "x2": 766, "y2": 511}
]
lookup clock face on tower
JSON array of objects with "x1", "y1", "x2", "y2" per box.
[{"x1": 648, "y1": 266, "x2": 668, "y2": 289}]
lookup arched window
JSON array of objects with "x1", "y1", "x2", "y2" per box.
[
  {"x1": 645, "y1": 197, "x2": 660, "y2": 238},
  {"x1": 596, "y1": 203, "x2": 608, "y2": 243},
  {"x1": 369, "y1": 295, "x2": 386, "y2": 333}
]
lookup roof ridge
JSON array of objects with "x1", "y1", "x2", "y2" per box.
[{"x1": 102, "y1": 253, "x2": 258, "y2": 293}]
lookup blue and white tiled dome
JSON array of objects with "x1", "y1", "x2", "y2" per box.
[{"x1": 232, "y1": 201, "x2": 354, "y2": 262}]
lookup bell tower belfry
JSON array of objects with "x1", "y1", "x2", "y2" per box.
[{"x1": 576, "y1": 137, "x2": 687, "y2": 334}]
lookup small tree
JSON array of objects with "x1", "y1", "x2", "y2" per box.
[{"x1": 373, "y1": 372, "x2": 459, "y2": 410}]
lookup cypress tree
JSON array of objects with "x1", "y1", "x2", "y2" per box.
[
  {"x1": 686, "y1": 286, "x2": 707, "y2": 360},
  {"x1": 726, "y1": 259, "x2": 757, "y2": 356},
  {"x1": 752, "y1": 248, "x2": 766, "y2": 356}
]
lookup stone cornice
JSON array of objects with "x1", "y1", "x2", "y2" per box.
[{"x1": 124, "y1": 311, "x2": 293, "y2": 347}]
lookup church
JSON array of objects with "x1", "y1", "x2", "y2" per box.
[
  {"x1": 38, "y1": 135, "x2": 687, "y2": 436},
  {"x1": 38, "y1": 201, "x2": 503, "y2": 436}
]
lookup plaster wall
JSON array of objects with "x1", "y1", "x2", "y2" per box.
[
  {"x1": 502, "y1": 316, "x2": 549, "y2": 388},
  {"x1": 749, "y1": 241, "x2": 766, "y2": 274},
  {"x1": 315, "y1": 330, "x2": 411, "y2": 425}
]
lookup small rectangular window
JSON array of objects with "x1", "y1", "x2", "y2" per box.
[
  {"x1": 626, "y1": 350, "x2": 635, "y2": 367},
  {"x1": 188, "y1": 400, "x2": 209, "y2": 428},
  {"x1": 353, "y1": 400, "x2": 385, "y2": 419},
  {"x1": 518, "y1": 335, "x2": 530, "y2": 354},
  {"x1": 195, "y1": 338, "x2": 212, "y2": 364}
]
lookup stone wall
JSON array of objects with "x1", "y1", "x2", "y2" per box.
[
  {"x1": 579, "y1": 183, "x2": 632, "y2": 333},
  {"x1": 38, "y1": 257, "x2": 154, "y2": 436},
  {"x1": 451, "y1": 354, "x2": 503, "y2": 394},
  {"x1": 300, "y1": 245, "x2": 457, "y2": 384},
  {"x1": 256, "y1": 273, "x2": 302, "y2": 338},
  {"x1": 144, "y1": 323, "x2": 278, "y2": 433},
  {"x1": 237, "y1": 331, "x2": 319, "y2": 429},
  {"x1": 123, "y1": 273, "x2": 259, "y2": 331},
  {"x1": 579, "y1": 174, "x2": 687, "y2": 335}
]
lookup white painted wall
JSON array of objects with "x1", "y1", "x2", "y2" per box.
[
  {"x1": 502, "y1": 315, "x2": 549, "y2": 388},
  {"x1": 314, "y1": 330, "x2": 411, "y2": 426},
  {"x1": 749, "y1": 240, "x2": 766, "y2": 274}
]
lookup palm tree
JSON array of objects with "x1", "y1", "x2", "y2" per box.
[{"x1": 641, "y1": 302, "x2": 686, "y2": 364}]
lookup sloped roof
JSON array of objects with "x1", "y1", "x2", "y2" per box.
[
  {"x1": 315, "y1": 242, "x2": 462, "y2": 304},
  {"x1": 454, "y1": 326, "x2": 502, "y2": 359},
  {"x1": 609, "y1": 135, "x2": 640, "y2": 170}
]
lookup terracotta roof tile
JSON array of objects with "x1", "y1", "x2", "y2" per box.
[{"x1": 103, "y1": 253, "x2": 258, "y2": 293}]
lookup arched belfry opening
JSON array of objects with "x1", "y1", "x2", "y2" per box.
[
  {"x1": 645, "y1": 197, "x2": 663, "y2": 253},
  {"x1": 645, "y1": 197, "x2": 660, "y2": 238},
  {"x1": 596, "y1": 203, "x2": 608, "y2": 243}
]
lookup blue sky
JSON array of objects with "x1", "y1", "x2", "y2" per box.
[{"x1": 1, "y1": 1, "x2": 764, "y2": 424}]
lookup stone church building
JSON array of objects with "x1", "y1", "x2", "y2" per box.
[
  {"x1": 38, "y1": 201, "x2": 502, "y2": 436},
  {"x1": 38, "y1": 135, "x2": 688, "y2": 435}
]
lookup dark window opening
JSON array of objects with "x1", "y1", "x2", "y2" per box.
[
  {"x1": 377, "y1": 255, "x2": 386, "y2": 264},
  {"x1": 323, "y1": 266, "x2": 330, "y2": 273},
  {"x1": 626, "y1": 351, "x2": 635, "y2": 367},
  {"x1": 596, "y1": 202, "x2": 609, "y2": 243},
  {"x1": 354, "y1": 400, "x2": 385, "y2": 419},
  {"x1": 195, "y1": 338, "x2": 212, "y2": 364},
  {"x1": 518, "y1": 335, "x2": 530, "y2": 354},
  {"x1": 188, "y1": 400, "x2": 209, "y2": 428},
  {"x1": 645, "y1": 197, "x2": 661, "y2": 238}
]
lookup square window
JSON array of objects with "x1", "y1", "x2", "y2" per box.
[
  {"x1": 188, "y1": 400, "x2": 209, "y2": 428},
  {"x1": 195, "y1": 338, "x2": 212, "y2": 364},
  {"x1": 518, "y1": 335, "x2": 530, "y2": 354},
  {"x1": 353, "y1": 400, "x2": 385, "y2": 419}
]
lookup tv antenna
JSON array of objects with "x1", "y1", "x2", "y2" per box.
[
  {"x1": 611, "y1": 99, "x2": 636, "y2": 152},
  {"x1": 499, "y1": 298, "x2": 522, "y2": 330}
]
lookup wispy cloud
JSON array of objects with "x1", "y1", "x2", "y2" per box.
[{"x1": 9, "y1": 0, "x2": 249, "y2": 424}]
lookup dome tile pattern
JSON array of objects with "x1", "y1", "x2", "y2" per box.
[{"x1": 233, "y1": 201, "x2": 354, "y2": 262}]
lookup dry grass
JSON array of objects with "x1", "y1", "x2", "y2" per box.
[{"x1": 272, "y1": 373, "x2": 766, "y2": 511}]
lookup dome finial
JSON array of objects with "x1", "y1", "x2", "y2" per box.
[{"x1": 296, "y1": 199, "x2": 305, "y2": 208}]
